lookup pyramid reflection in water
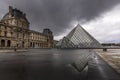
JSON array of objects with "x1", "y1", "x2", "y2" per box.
[{"x1": 56, "y1": 24, "x2": 102, "y2": 48}]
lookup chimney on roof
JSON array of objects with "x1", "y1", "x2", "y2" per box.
[
  {"x1": 9, "y1": 6, "x2": 13, "y2": 13},
  {"x1": 9, "y1": 6, "x2": 13, "y2": 17}
]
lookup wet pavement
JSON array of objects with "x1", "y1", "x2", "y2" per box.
[
  {"x1": 88, "y1": 51, "x2": 120, "y2": 80},
  {"x1": 0, "y1": 49, "x2": 89, "y2": 80},
  {"x1": 0, "y1": 49, "x2": 119, "y2": 80}
]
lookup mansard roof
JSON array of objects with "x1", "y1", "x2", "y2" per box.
[{"x1": 2, "y1": 6, "x2": 29, "y2": 23}]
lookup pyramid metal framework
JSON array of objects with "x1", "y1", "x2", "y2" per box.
[{"x1": 56, "y1": 24, "x2": 102, "y2": 48}]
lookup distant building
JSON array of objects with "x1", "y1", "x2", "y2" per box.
[
  {"x1": 102, "y1": 43, "x2": 120, "y2": 46},
  {"x1": 0, "y1": 6, "x2": 53, "y2": 48}
]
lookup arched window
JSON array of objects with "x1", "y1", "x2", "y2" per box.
[
  {"x1": 7, "y1": 40, "x2": 11, "y2": 47},
  {"x1": 1, "y1": 39, "x2": 5, "y2": 47},
  {"x1": 30, "y1": 42, "x2": 32, "y2": 47},
  {"x1": 22, "y1": 41, "x2": 24, "y2": 48}
]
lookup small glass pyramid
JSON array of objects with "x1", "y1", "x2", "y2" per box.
[{"x1": 56, "y1": 24, "x2": 102, "y2": 48}]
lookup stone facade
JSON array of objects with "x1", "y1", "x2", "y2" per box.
[
  {"x1": 29, "y1": 29, "x2": 53, "y2": 48},
  {"x1": 0, "y1": 6, "x2": 53, "y2": 48}
]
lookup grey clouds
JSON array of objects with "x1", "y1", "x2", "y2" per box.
[{"x1": 0, "y1": 0, "x2": 120, "y2": 37}]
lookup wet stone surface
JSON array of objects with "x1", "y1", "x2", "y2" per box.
[
  {"x1": 0, "y1": 49, "x2": 89, "y2": 80},
  {"x1": 0, "y1": 49, "x2": 119, "y2": 80},
  {"x1": 88, "y1": 52, "x2": 120, "y2": 80}
]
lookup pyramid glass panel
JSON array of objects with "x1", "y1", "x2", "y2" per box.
[{"x1": 56, "y1": 24, "x2": 102, "y2": 48}]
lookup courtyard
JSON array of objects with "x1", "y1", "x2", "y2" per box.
[{"x1": 0, "y1": 49, "x2": 119, "y2": 80}]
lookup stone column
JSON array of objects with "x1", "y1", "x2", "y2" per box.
[
  {"x1": 11, "y1": 41, "x2": 15, "y2": 48},
  {"x1": 25, "y1": 41, "x2": 28, "y2": 48},
  {"x1": 5, "y1": 40, "x2": 7, "y2": 48}
]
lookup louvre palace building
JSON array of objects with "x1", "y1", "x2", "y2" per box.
[{"x1": 0, "y1": 6, "x2": 53, "y2": 48}]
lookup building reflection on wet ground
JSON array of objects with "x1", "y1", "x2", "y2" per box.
[{"x1": 0, "y1": 49, "x2": 119, "y2": 80}]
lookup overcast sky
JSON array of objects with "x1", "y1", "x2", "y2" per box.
[{"x1": 0, "y1": 0, "x2": 120, "y2": 43}]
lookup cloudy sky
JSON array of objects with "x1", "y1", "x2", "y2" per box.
[{"x1": 0, "y1": 0, "x2": 120, "y2": 43}]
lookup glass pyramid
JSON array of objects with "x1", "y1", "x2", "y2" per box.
[{"x1": 56, "y1": 24, "x2": 102, "y2": 48}]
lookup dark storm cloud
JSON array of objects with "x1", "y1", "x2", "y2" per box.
[{"x1": 2, "y1": 0, "x2": 120, "y2": 36}]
